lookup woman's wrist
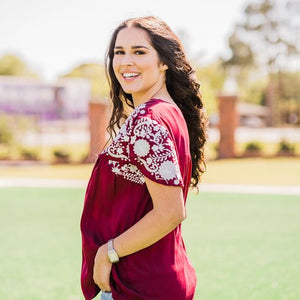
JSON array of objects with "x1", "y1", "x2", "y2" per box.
[
  {"x1": 107, "y1": 239, "x2": 119, "y2": 263},
  {"x1": 96, "y1": 244, "x2": 110, "y2": 263}
]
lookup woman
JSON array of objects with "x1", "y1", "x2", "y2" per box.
[{"x1": 80, "y1": 16, "x2": 207, "y2": 300}]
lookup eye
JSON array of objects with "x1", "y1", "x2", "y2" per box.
[
  {"x1": 134, "y1": 50, "x2": 145, "y2": 55},
  {"x1": 114, "y1": 50, "x2": 124, "y2": 55}
]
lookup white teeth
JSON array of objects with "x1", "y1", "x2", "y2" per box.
[{"x1": 123, "y1": 72, "x2": 139, "y2": 78}]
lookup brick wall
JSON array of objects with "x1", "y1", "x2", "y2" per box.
[
  {"x1": 88, "y1": 102, "x2": 109, "y2": 162},
  {"x1": 218, "y1": 95, "x2": 238, "y2": 159}
]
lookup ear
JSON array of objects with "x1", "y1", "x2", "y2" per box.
[{"x1": 160, "y1": 63, "x2": 168, "y2": 71}]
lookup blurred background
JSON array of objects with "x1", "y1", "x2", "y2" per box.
[
  {"x1": 0, "y1": 1, "x2": 300, "y2": 299},
  {"x1": 0, "y1": 0, "x2": 299, "y2": 162}
]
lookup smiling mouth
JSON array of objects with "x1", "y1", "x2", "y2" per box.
[{"x1": 122, "y1": 72, "x2": 140, "y2": 80}]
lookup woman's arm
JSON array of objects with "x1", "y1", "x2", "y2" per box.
[
  {"x1": 114, "y1": 177, "x2": 186, "y2": 256},
  {"x1": 93, "y1": 177, "x2": 186, "y2": 291}
]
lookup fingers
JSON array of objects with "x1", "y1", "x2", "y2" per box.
[
  {"x1": 93, "y1": 245, "x2": 113, "y2": 292},
  {"x1": 93, "y1": 263, "x2": 112, "y2": 291},
  {"x1": 93, "y1": 274, "x2": 111, "y2": 291}
]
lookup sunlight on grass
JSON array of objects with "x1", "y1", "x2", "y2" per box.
[
  {"x1": 0, "y1": 188, "x2": 299, "y2": 299},
  {"x1": 203, "y1": 157, "x2": 300, "y2": 186},
  {"x1": 184, "y1": 192, "x2": 300, "y2": 299}
]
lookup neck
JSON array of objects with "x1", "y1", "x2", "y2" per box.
[{"x1": 132, "y1": 82, "x2": 172, "y2": 108}]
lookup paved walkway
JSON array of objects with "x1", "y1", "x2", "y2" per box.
[{"x1": 1, "y1": 178, "x2": 300, "y2": 195}]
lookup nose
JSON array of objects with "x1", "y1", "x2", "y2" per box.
[{"x1": 121, "y1": 54, "x2": 134, "y2": 66}]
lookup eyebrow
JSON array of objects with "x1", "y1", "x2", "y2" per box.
[{"x1": 114, "y1": 45, "x2": 150, "y2": 50}]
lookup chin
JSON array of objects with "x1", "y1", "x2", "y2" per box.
[{"x1": 122, "y1": 87, "x2": 139, "y2": 95}]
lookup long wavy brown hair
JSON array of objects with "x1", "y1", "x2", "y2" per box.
[{"x1": 105, "y1": 16, "x2": 207, "y2": 188}]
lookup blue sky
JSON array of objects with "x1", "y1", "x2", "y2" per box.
[{"x1": 0, "y1": 0, "x2": 248, "y2": 81}]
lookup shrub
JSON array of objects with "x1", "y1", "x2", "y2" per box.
[
  {"x1": 20, "y1": 148, "x2": 39, "y2": 160},
  {"x1": 53, "y1": 149, "x2": 70, "y2": 163},
  {"x1": 243, "y1": 141, "x2": 263, "y2": 157},
  {"x1": 245, "y1": 142, "x2": 263, "y2": 151},
  {"x1": 277, "y1": 140, "x2": 295, "y2": 156},
  {"x1": 278, "y1": 140, "x2": 295, "y2": 152}
]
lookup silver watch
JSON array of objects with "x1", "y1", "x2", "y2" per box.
[{"x1": 107, "y1": 239, "x2": 119, "y2": 263}]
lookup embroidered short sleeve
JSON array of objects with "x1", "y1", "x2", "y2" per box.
[{"x1": 129, "y1": 116, "x2": 183, "y2": 186}]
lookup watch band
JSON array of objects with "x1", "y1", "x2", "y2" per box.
[{"x1": 107, "y1": 239, "x2": 119, "y2": 263}]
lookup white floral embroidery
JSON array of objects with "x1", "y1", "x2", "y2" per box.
[
  {"x1": 117, "y1": 147, "x2": 123, "y2": 154},
  {"x1": 108, "y1": 160, "x2": 145, "y2": 184},
  {"x1": 158, "y1": 160, "x2": 177, "y2": 180},
  {"x1": 104, "y1": 103, "x2": 182, "y2": 185},
  {"x1": 146, "y1": 157, "x2": 152, "y2": 164},
  {"x1": 133, "y1": 139, "x2": 150, "y2": 157}
]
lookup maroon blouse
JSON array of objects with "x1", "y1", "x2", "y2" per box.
[{"x1": 80, "y1": 99, "x2": 196, "y2": 300}]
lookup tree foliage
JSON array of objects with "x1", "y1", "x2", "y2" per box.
[
  {"x1": 223, "y1": 0, "x2": 300, "y2": 125},
  {"x1": 222, "y1": 30, "x2": 255, "y2": 71},
  {"x1": 0, "y1": 54, "x2": 37, "y2": 77},
  {"x1": 229, "y1": 0, "x2": 299, "y2": 72},
  {"x1": 195, "y1": 61, "x2": 226, "y2": 115}
]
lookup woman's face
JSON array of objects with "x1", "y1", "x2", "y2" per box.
[{"x1": 112, "y1": 27, "x2": 167, "y2": 102}]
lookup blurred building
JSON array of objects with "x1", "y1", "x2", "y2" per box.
[
  {"x1": 0, "y1": 76, "x2": 91, "y2": 120},
  {"x1": 209, "y1": 102, "x2": 270, "y2": 128},
  {"x1": 238, "y1": 103, "x2": 269, "y2": 128}
]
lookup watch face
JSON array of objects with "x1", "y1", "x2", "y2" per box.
[
  {"x1": 108, "y1": 250, "x2": 119, "y2": 263},
  {"x1": 107, "y1": 239, "x2": 119, "y2": 263}
]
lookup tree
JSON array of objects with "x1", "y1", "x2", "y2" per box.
[
  {"x1": 195, "y1": 60, "x2": 226, "y2": 116},
  {"x1": 223, "y1": 0, "x2": 300, "y2": 125},
  {"x1": 221, "y1": 29, "x2": 256, "y2": 95},
  {"x1": 270, "y1": 71, "x2": 300, "y2": 124},
  {"x1": 0, "y1": 54, "x2": 37, "y2": 77},
  {"x1": 240, "y1": 0, "x2": 299, "y2": 71},
  {"x1": 222, "y1": 29, "x2": 255, "y2": 71}
]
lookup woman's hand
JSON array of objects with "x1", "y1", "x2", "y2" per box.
[{"x1": 93, "y1": 244, "x2": 112, "y2": 292}]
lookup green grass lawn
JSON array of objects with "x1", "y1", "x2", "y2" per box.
[
  {"x1": 0, "y1": 187, "x2": 299, "y2": 299},
  {"x1": 0, "y1": 188, "x2": 84, "y2": 300},
  {"x1": 185, "y1": 192, "x2": 300, "y2": 300}
]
